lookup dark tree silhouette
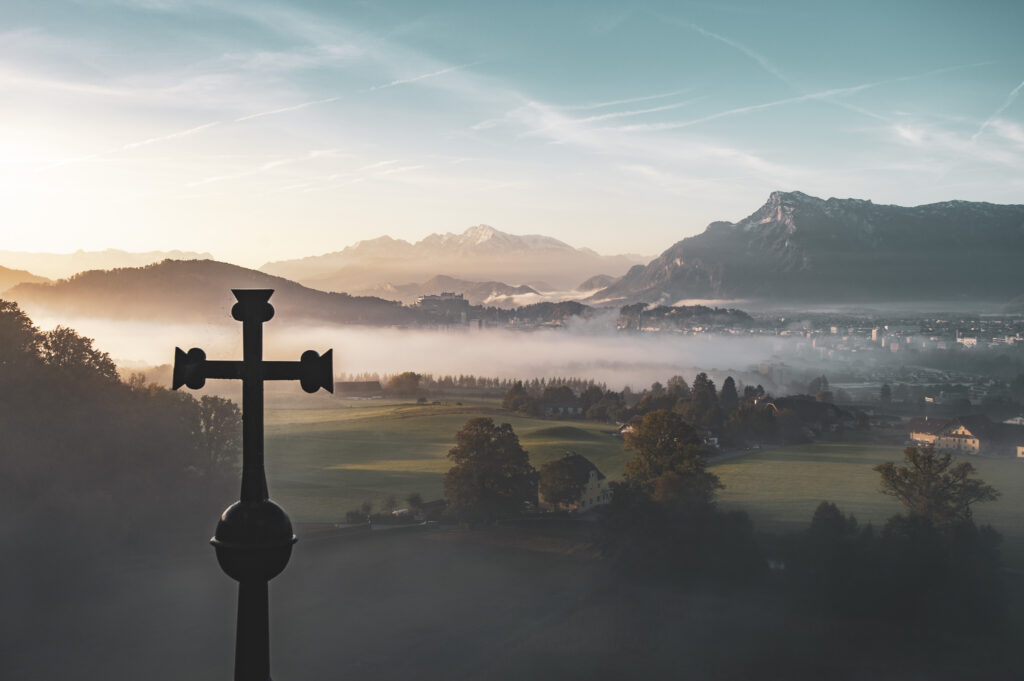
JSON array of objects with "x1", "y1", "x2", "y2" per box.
[
  {"x1": 539, "y1": 454, "x2": 590, "y2": 508},
  {"x1": 624, "y1": 410, "x2": 720, "y2": 508},
  {"x1": 874, "y1": 446, "x2": 999, "y2": 526},
  {"x1": 443, "y1": 417, "x2": 537, "y2": 526},
  {"x1": 719, "y1": 376, "x2": 739, "y2": 413}
]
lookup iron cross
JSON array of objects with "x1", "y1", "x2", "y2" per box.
[
  {"x1": 173, "y1": 288, "x2": 333, "y2": 501},
  {"x1": 173, "y1": 289, "x2": 333, "y2": 681}
]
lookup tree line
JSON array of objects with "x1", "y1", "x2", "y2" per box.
[{"x1": 0, "y1": 300, "x2": 242, "y2": 595}]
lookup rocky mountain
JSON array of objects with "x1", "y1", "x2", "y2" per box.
[
  {"x1": 0, "y1": 248, "x2": 214, "y2": 280},
  {"x1": 5, "y1": 259, "x2": 410, "y2": 326},
  {"x1": 353, "y1": 275, "x2": 540, "y2": 307},
  {"x1": 261, "y1": 225, "x2": 647, "y2": 292},
  {"x1": 592, "y1": 191, "x2": 1024, "y2": 305},
  {"x1": 576, "y1": 274, "x2": 619, "y2": 292},
  {"x1": 0, "y1": 265, "x2": 49, "y2": 293}
]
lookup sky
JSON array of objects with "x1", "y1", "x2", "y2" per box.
[{"x1": 2, "y1": 0, "x2": 1023, "y2": 267}]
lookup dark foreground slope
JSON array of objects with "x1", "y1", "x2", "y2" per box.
[
  {"x1": 593, "y1": 191, "x2": 1024, "y2": 305},
  {"x1": 6, "y1": 526, "x2": 1022, "y2": 681},
  {"x1": 6, "y1": 259, "x2": 411, "y2": 325}
]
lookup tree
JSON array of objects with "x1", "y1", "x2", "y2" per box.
[
  {"x1": 502, "y1": 380, "x2": 536, "y2": 415},
  {"x1": 624, "y1": 410, "x2": 721, "y2": 508},
  {"x1": 383, "y1": 494, "x2": 398, "y2": 513},
  {"x1": 195, "y1": 395, "x2": 242, "y2": 481},
  {"x1": 39, "y1": 325, "x2": 119, "y2": 381},
  {"x1": 406, "y1": 492, "x2": 423, "y2": 512},
  {"x1": 880, "y1": 383, "x2": 892, "y2": 404},
  {"x1": 387, "y1": 371, "x2": 422, "y2": 397},
  {"x1": 443, "y1": 417, "x2": 537, "y2": 526},
  {"x1": 539, "y1": 454, "x2": 590, "y2": 508},
  {"x1": 667, "y1": 375, "x2": 691, "y2": 399},
  {"x1": 0, "y1": 299, "x2": 41, "y2": 366},
  {"x1": 874, "y1": 446, "x2": 1000, "y2": 526},
  {"x1": 719, "y1": 376, "x2": 739, "y2": 413}
]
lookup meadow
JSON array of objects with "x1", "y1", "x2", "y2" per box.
[
  {"x1": 264, "y1": 396, "x2": 1024, "y2": 566},
  {"x1": 264, "y1": 396, "x2": 628, "y2": 520}
]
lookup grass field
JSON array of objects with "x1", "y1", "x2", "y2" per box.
[
  {"x1": 264, "y1": 397, "x2": 1024, "y2": 566},
  {"x1": 713, "y1": 443, "x2": 1024, "y2": 567},
  {"x1": 264, "y1": 397, "x2": 628, "y2": 520}
]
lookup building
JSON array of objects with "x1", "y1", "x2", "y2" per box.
[
  {"x1": 908, "y1": 417, "x2": 953, "y2": 445},
  {"x1": 911, "y1": 415, "x2": 1024, "y2": 457},
  {"x1": 334, "y1": 380, "x2": 383, "y2": 397},
  {"x1": 538, "y1": 453, "x2": 610, "y2": 513},
  {"x1": 415, "y1": 292, "x2": 470, "y2": 323}
]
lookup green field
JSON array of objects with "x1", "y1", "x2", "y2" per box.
[
  {"x1": 713, "y1": 443, "x2": 1024, "y2": 566},
  {"x1": 264, "y1": 397, "x2": 1024, "y2": 566},
  {"x1": 264, "y1": 397, "x2": 629, "y2": 520}
]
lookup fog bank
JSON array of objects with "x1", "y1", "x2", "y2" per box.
[{"x1": 28, "y1": 314, "x2": 784, "y2": 390}]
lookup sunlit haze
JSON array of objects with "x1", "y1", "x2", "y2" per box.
[{"x1": 3, "y1": 1, "x2": 1022, "y2": 265}]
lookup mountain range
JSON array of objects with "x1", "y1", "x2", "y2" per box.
[
  {"x1": 0, "y1": 249, "x2": 213, "y2": 280},
  {"x1": 261, "y1": 225, "x2": 647, "y2": 292},
  {"x1": 591, "y1": 191, "x2": 1024, "y2": 305}
]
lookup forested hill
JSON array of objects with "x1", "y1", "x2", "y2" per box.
[
  {"x1": 6, "y1": 259, "x2": 412, "y2": 325},
  {"x1": 0, "y1": 264, "x2": 49, "y2": 292},
  {"x1": 591, "y1": 191, "x2": 1024, "y2": 305}
]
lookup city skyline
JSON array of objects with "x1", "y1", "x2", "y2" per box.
[{"x1": 2, "y1": 0, "x2": 1022, "y2": 267}]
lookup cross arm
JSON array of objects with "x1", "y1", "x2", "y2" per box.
[
  {"x1": 264, "y1": 349, "x2": 334, "y2": 393},
  {"x1": 173, "y1": 347, "x2": 243, "y2": 389}
]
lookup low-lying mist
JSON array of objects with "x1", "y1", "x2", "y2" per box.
[{"x1": 28, "y1": 312, "x2": 785, "y2": 390}]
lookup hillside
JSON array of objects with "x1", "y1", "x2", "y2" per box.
[
  {"x1": 592, "y1": 191, "x2": 1024, "y2": 305},
  {"x1": 5, "y1": 259, "x2": 411, "y2": 325},
  {"x1": 261, "y1": 225, "x2": 647, "y2": 291},
  {"x1": 0, "y1": 265, "x2": 49, "y2": 292},
  {"x1": 0, "y1": 248, "x2": 213, "y2": 280}
]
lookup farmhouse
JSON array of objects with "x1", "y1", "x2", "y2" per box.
[
  {"x1": 910, "y1": 415, "x2": 1024, "y2": 457},
  {"x1": 908, "y1": 417, "x2": 954, "y2": 445},
  {"x1": 539, "y1": 454, "x2": 610, "y2": 513}
]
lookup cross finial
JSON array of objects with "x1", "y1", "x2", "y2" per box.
[{"x1": 173, "y1": 289, "x2": 332, "y2": 681}]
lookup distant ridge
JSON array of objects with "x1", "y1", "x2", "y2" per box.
[
  {"x1": 591, "y1": 191, "x2": 1024, "y2": 305},
  {"x1": 5, "y1": 259, "x2": 410, "y2": 325},
  {"x1": 261, "y1": 225, "x2": 647, "y2": 292},
  {"x1": 352, "y1": 274, "x2": 540, "y2": 307},
  {"x1": 0, "y1": 265, "x2": 50, "y2": 293},
  {"x1": 0, "y1": 249, "x2": 214, "y2": 280}
]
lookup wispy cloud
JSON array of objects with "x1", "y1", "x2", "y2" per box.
[
  {"x1": 614, "y1": 84, "x2": 873, "y2": 132},
  {"x1": 234, "y1": 96, "x2": 342, "y2": 123},
  {"x1": 575, "y1": 99, "x2": 703, "y2": 124},
  {"x1": 122, "y1": 121, "x2": 221, "y2": 149},
  {"x1": 562, "y1": 89, "x2": 691, "y2": 111},
  {"x1": 35, "y1": 120, "x2": 223, "y2": 172},
  {"x1": 188, "y1": 148, "x2": 347, "y2": 186},
  {"x1": 972, "y1": 78, "x2": 1024, "y2": 141},
  {"x1": 682, "y1": 21, "x2": 793, "y2": 86},
  {"x1": 367, "y1": 62, "x2": 478, "y2": 91},
  {"x1": 893, "y1": 122, "x2": 1024, "y2": 168},
  {"x1": 616, "y1": 63, "x2": 995, "y2": 133}
]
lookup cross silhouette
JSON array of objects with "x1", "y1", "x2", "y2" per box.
[{"x1": 173, "y1": 288, "x2": 333, "y2": 681}]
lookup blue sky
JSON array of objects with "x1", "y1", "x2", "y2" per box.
[{"x1": 2, "y1": 0, "x2": 1022, "y2": 266}]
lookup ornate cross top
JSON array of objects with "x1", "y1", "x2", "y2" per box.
[
  {"x1": 173, "y1": 289, "x2": 333, "y2": 681},
  {"x1": 173, "y1": 289, "x2": 333, "y2": 501}
]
